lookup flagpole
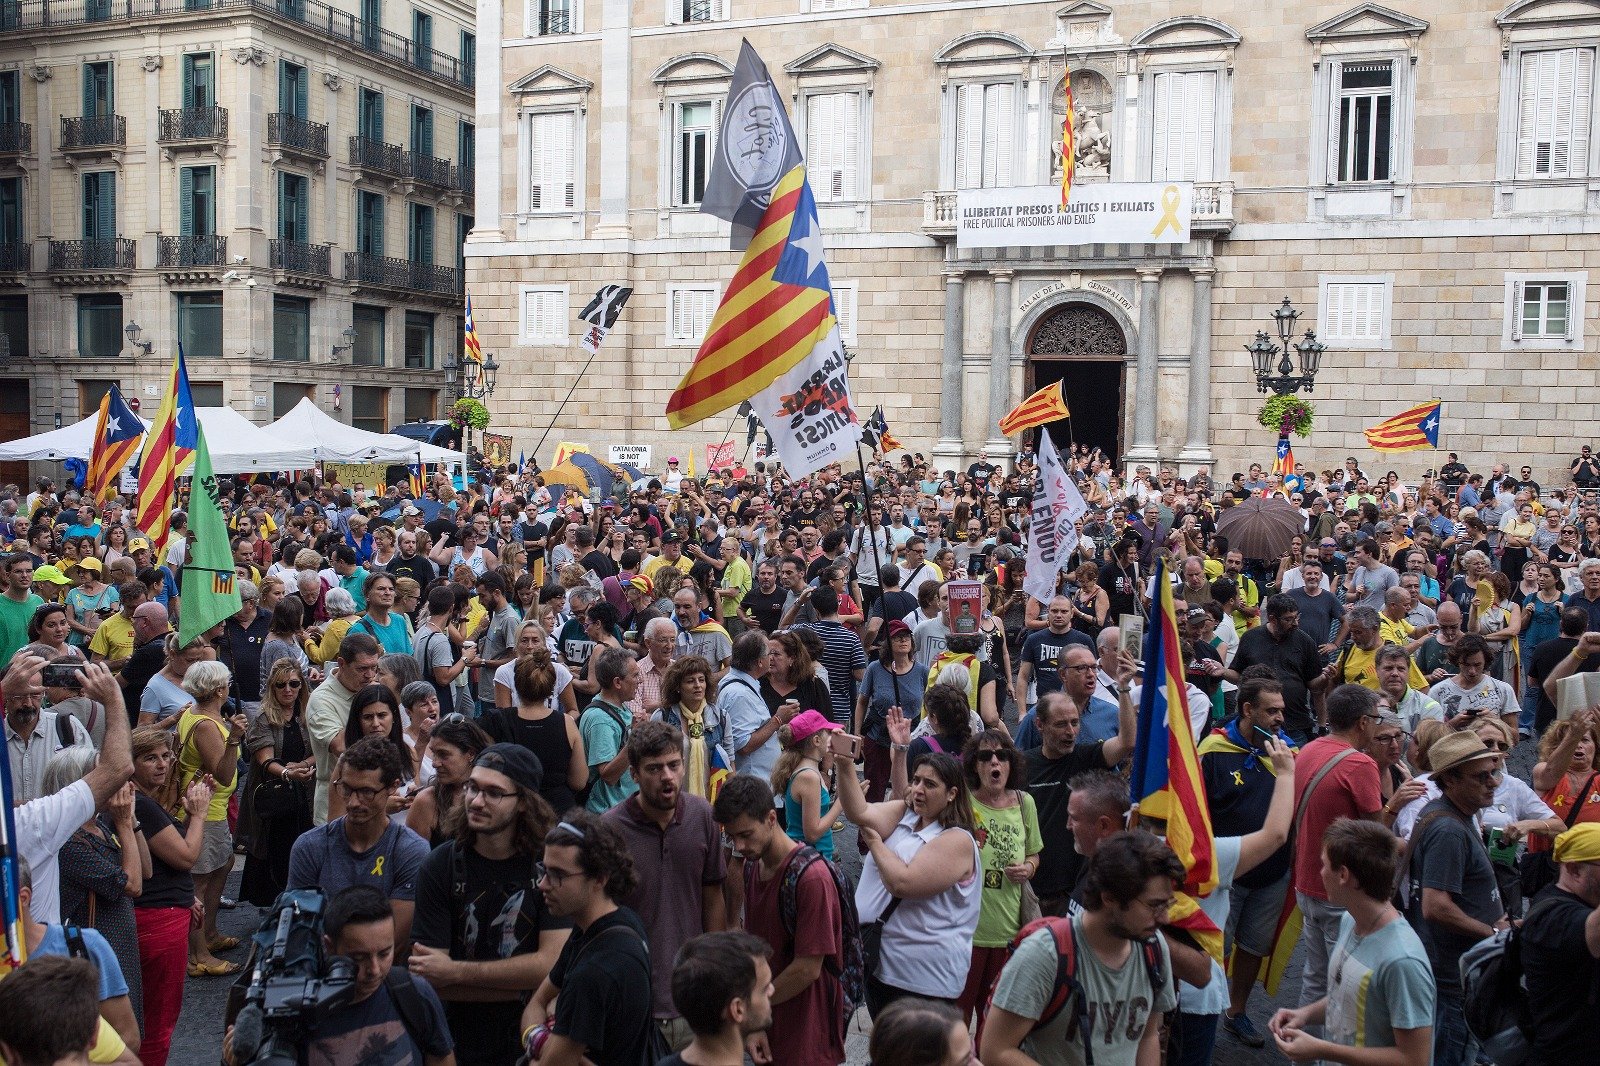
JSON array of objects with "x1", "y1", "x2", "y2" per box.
[
  {"x1": 854, "y1": 444, "x2": 888, "y2": 619},
  {"x1": 529, "y1": 349, "x2": 602, "y2": 469}
]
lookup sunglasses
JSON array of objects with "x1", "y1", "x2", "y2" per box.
[
  {"x1": 974, "y1": 749, "x2": 1006, "y2": 762},
  {"x1": 272, "y1": 679, "x2": 303, "y2": 690}
]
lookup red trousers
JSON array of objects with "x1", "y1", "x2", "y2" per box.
[
  {"x1": 136, "y1": 905, "x2": 191, "y2": 1066},
  {"x1": 958, "y1": 944, "x2": 1012, "y2": 1023}
]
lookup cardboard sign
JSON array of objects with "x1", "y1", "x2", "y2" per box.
[
  {"x1": 609, "y1": 444, "x2": 652, "y2": 468},
  {"x1": 948, "y1": 580, "x2": 982, "y2": 636}
]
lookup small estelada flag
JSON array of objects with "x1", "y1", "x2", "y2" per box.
[
  {"x1": 577, "y1": 284, "x2": 633, "y2": 356},
  {"x1": 1364, "y1": 401, "x2": 1442, "y2": 452}
]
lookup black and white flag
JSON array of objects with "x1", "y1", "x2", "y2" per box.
[{"x1": 577, "y1": 285, "x2": 633, "y2": 356}]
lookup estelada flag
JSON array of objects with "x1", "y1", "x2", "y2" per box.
[
  {"x1": 87, "y1": 385, "x2": 144, "y2": 505},
  {"x1": 134, "y1": 345, "x2": 199, "y2": 553},
  {"x1": 463, "y1": 292, "x2": 483, "y2": 365},
  {"x1": 1271, "y1": 436, "x2": 1294, "y2": 477},
  {"x1": 1364, "y1": 400, "x2": 1441, "y2": 452},
  {"x1": 998, "y1": 380, "x2": 1070, "y2": 437}
]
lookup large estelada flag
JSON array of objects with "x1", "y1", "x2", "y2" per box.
[
  {"x1": 998, "y1": 380, "x2": 1070, "y2": 437},
  {"x1": 1270, "y1": 436, "x2": 1295, "y2": 478},
  {"x1": 179, "y1": 424, "x2": 242, "y2": 646},
  {"x1": 134, "y1": 345, "x2": 199, "y2": 553},
  {"x1": 1364, "y1": 400, "x2": 1441, "y2": 452},
  {"x1": 86, "y1": 385, "x2": 144, "y2": 505}
]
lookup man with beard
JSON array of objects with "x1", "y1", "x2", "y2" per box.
[
  {"x1": 409, "y1": 745, "x2": 572, "y2": 1066},
  {"x1": 603, "y1": 722, "x2": 727, "y2": 1051},
  {"x1": 387, "y1": 528, "x2": 437, "y2": 588}
]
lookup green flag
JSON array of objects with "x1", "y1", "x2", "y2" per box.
[{"x1": 179, "y1": 424, "x2": 242, "y2": 646}]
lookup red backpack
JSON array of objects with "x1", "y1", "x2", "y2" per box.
[{"x1": 975, "y1": 916, "x2": 1165, "y2": 1066}]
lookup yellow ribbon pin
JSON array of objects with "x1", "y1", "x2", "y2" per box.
[
  {"x1": 371, "y1": 855, "x2": 386, "y2": 876},
  {"x1": 1151, "y1": 184, "x2": 1184, "y2": 239}
]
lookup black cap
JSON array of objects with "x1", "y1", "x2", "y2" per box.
[
  {"x1": 662, "y1": 531, "x2": 682, "y2": 544},
  {"x1": 474, "y1": 743, "x2": 544, "y2": 794}
]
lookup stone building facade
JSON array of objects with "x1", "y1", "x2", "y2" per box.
[
  {"x1": 468, "y1": 0, "x2": 1600, "y2": 485},
  {"x1": 0, "y1": 0, "x2": 475, "y2": 484}
]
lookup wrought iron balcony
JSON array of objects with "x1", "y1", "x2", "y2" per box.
[
  {"x1": 0, "y1": 243, "x2": 30, "y2": 272},
  {"x1": 158, "y1": 105, "x2": 228, "y2": 143},
  {"x1": 47, "y1": 237, "x2": 135, "y2": 272},
  {"x1": 60, "y1": 114, "x2": 125, "y2": 150},
  {"x1": 271, "y1": 238, "x2": 332, "y2": 277},
  {"x1": 409, "y1": 151, "x2": 453, "y2": 190},
  {"x1": 157, "y1": 234, "x2": 227, "y2": 267},
  {"x1": 344, "y1": 251, "x2": 460, "y2": 296},
  {"x1": 456, "y1": 165, "x2": 474, "y2": 195},
  {"x1": 267, "y1": 113, "x2": 328, "y2": 158},
  {"x1": 535, "y1": 7, "x2": 570, "y2": 33},
  {"x1": 0, "y1": 122, "x2": 31, "y2": 155},
  {"x1": 349, "y1": 135, "x2": 407, "y2": 180}
]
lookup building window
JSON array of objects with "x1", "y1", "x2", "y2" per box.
[
  {"x1": 404, "y1": 310, "x2": 434, "y2": 368},
  {"x1": 273, "y1": 295, "x2": 310, "y2": 362},
  {"x1": 357, "y1": 191, "x2": 385, "y2": 255},
  {"x1": 667, "y1": 285, "x2": 717, "y2": 345},
  {"x1": 806, "y1": 93, "x2": 861, "y2": 202},
  {"x1": 1335, "y1": 62, "x2": 1393, "y2": 183},
  {"x1": 668, "y1": 0, "x2": 724, "y2": 24},
  {"x1": 76, "y1": 294, "x2": 122, "y2": 358},
  {"x1": 1516, "y1": 280, "x2": 1576, "y2": 341},
  {"x1": 411, "y1": 103, "x2": 433, "y2": 156},
  {"x1": 456, "y1": 213, "x2": 471, "y2": 278},
  {"x1": 179, "y1": 165, "x2": 215, "y2": 237},
  {"x1": 353, "y1": 304, "x2": 386, "y2": 365},
  {"x1": 832, "y1": 282, "x2": 857, "y2": 345},
  {"x1": 0, "y1": 72, "x2": 19, "y2": 124},
  {"x1": 412, "y1": 10, "x2": 433, "y2": 69},
  {"x1": 181, "y1": 53, "x2": 214, "y2": 110},
  {"x1": 458, "y1": 119, "x2": 475, "y2": 172},
  {"x1": 408, "y1": 202, "x2": 434, "y2": 265},
  {"x1": 77, "y1": 380, "x2": 118, "y2": 418},
  {"x1": 528, "y1": 111, "x2": 577, "y2": 212},
  {"x1": 460, "y1": 31, "x2": 475, "y2": 80},
  {"x1": 953, "y1": 83, "x2": 1016, "y2": 190},
  {"x1": 358, "y1": 87, "x2": 384, "y2": 141},
  {"x1": 1517, "y1": 47, "x2": 1595, "y2": 180},
  {"x1": 82, "y1": 62, "x2": 113, "y2": 117},
  {"x1": 189, "y1": 381, "x2": 224, "y2": 407},
  {"x1": 1318, "y1": 276, "x2": 1391, "y2": 349},
  {"x1": 352, "y1": 386, "x2": 388, "y2": 433},
  {"x1": 674, "y1": 101, "x2": 715, "y2": 207},
  {"x1": 0, "y1": 177, "x2": 22, "y2": 244},
  {"x1": 360, "y1": 0, "x2": 380, "y2": 48},
  {"x1": 0, "y1": 295, "x2": 26, "y2": 360},
  {"x1": 279, "y1": 172, "x2": 310, "y2": 242},
  {"x1": 273, "y1": 381, "x2": 312, "y2": 418},
  {"x1": 177, "y1": 292, "x2": 223, "y2": 359},
  {"x1": 1150, "y1": 70, "x2": 1216, "y2": 181},
  {"x1": 279, "y1": 61, "x2": 308, "y2": 119},
  {"x1": 404, "y1": 388, "x2": 437, "y2": 423},
  {"x1": 82, "y1": 172, "x2": 116, "y2": 239},
  {"x1": 521, "y1": 286, "x2": 567, "y2": 343},
  {"x1": 532, "y1": 0, "x2": 574, "y2": 34}
]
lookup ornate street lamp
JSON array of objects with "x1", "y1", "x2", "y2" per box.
[{"x1": 1247, "y1": 297, "x2": 1326, "y2": 396}]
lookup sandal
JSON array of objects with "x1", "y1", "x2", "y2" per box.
[
  {"x1": 188, "y1": 959, "x2": 242, "y2": 978},
  {"x1": 208, "y1": 935, "x2": 242, "y2": 952}
]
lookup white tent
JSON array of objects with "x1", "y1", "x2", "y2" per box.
[
  {"x1": 0, "y1": 406, "x2": 320, "y2": 473},
  {"x1": 264, "y1": 399, "x2": 464, "y2": 465}
]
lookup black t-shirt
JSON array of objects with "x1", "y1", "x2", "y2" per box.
[
  {"x1": 413, "y1": 841, "x2": 571, "y2": 1066},
  {"x1": 1530, "y1": 636, "x2": 1597, "y2": 731},
  {"x1": 134, "y1": 793, "x2": 195, "y2": 909},
  {"x1": 1024, "y1": 741, "x2": 1108, "y2": 898},
  {"x1": 1231, "y1": 625, "x2": 1324, "y2": 736},
  {"x1": 121, "y1": 637, "x2": 167, "y2": 709},
  {"x1": 1523, "y1": 887, "x2": 1600, "y2": 1066},
  {"x1": 582, "y1": 550, "x2": 618, "y2": 581},
  {"x1": 741, "y1": 587, "x2": 786, "y2": 634},
  {"x1": 482, "y1": 708, "x2": 577, "y2": 813},
  {"x1": 387, "y1": 553, "x2": 437, "y2": 589},
  {"x1": 222, "y1": 612, "x2": 272, "y2": 702},
  {"x1": 549, "y1": 908, "x2": 655, "y2": 1066}
]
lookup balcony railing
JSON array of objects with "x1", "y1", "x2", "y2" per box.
[
  {"x1": 344, "y1": 251, "x2": 460, "y2": 296},
  {"x1": 919, "y1": 179, "x2": 1237, "y2": 237},
  {"x1": 409, "y1": 151, "x2": 453, "y2": 189},
  {"x1": 0, "y1": 243, "x2": 30, "y2": 271},
  {"x1": 47, "y1": 237, "x2": 135, "y2": 271},
  {"x1": 157, "y1": 234, "x2": 226, "y2": 267},
  {"x1": 271, "y1": 238, "x2": 331, "y2": 277},
  {"x1": 60, "y1": 114, "x2": 125, "y2": 150},
  {"x1": 158, "y1": 105, "x2": 227, "y2": 142},
  {"x1": 535, "y1": 7, "x2": 570, "y2": 33},
  {"x1": 349, "y1": 135, "x2": 407, "y2": 179},
  {"x1": 267, "y1": 112, "x2": 328, "y2": 158},
  {"x1": 0, "y1": 122, "x2": 31, "y2": 154},
  {"x1": 0, "y1": 0, "x2": 472, "y2": 89},
  {"x1": 456, "y1": 165, "x2": 474, "y2": 194}
]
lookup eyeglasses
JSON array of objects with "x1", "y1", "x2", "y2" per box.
[
  {"x1": 1062, "y1": 664, "x2": 1098, "y2": 674},
  {"x1": 272, "y1": 679, "x2": 303, "y2": 690},
  {"x1": 1481, "y1": 740, "x2": 1510, "y2": 752},
  {"x1": 1373, "y1": 732, "x2": 1406, "y2": 745},
  {"x1": 1468, "y1": 767, "x2": 1507, "y2": 785},
  {"x1": 464, "y1": 781, "x2": 518, "y2": 802},
  {"x1": 974, "y1": 749, "x2": 1006, "y2": 762},
  {"x1": 334, "y1": 780, "x2": 387, "y2": 803},
  {"x1": 535, "y1": 862, "x2": 577, "y2": 886}
]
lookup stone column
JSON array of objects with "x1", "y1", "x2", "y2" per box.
[
  {"x1": 932, "y1": 270, "x2": 966, "y2": 468},
  {"x1": 1179, "y1": 268, "x2": 1216, "y2": 470},
  {"x1": 468, "y1": 0, "x2": 503, "y2": 242},
  {"x1": 1124, "y1": 268, "x2": 1162, "y2": 471},
  {"x1": 984, "y1": 270, "x2": 1014, "y2": 465},
  {"x1": 594, "y1": 0, "x2": 633, "y2": 236}
]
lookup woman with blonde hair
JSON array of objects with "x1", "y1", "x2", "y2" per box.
[
  {"x1": 239, "y1": 657, "x2": 314, "y2": 906},
  {"x1": 172, "y1": 659, "x2": 246, "y2": 973},
  {"x1": 655, "y1": 654, "x2": 731, "y2": 797}
]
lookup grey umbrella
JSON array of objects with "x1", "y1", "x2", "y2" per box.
[{"x1": 1214, "y1": 497, "x2": 1306, "y2": 562}]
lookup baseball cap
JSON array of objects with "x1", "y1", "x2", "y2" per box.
[
  {"x1": 1319, "y1": 538, "x2": 1337, "y2": 548},
  {"x1": 662, "y1": 531, "x2": 682, "y2": 545},
  {"x1": 401, "y1": 505, "x2": 420, "y2": 516},
  {"x1": 788, "y1": 709, "x2": 842, "y2": 744},
  {"x1": 668, "y1": 457, "x2": 680, "y2": 464},
  {"x1": 128, "y1": 537, "x2": 151, "y2": 552},
  {"x1": 71, "y1": 556, "x2": 102, "y2": 574},
  {"x1": 32, "y1": 565, "x2": 71, "y2": 585},
  {"x1": 474, "y1": 743, "x2": 544, "y2": 795},
  {"x1": 886, "y1": 619, "x2": 912, "y2": 639}
]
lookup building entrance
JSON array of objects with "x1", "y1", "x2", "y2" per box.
[{"x1": 1026, "y1": 302, "x2": 1127, "y2": 466}]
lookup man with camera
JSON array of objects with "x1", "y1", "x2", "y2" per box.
[{"x1": 225, "y1": 886, "x2": 455, "y2": 1066}]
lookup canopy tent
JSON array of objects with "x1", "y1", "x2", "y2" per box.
[
  {"x1": 0, "y1": 406, "x2": 320, "y2": 473},
  {"x1": 264, "y1": 400, "x2": 465, "y2": 465}
]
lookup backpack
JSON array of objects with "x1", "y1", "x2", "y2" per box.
[
  {"x1": 774, "y1": 845, "x2": 866, "y2": 1031},
  {"x1": 383, "y1": 968, "x2": 435, "y2": 1050},
  {"x1": 1461, "y1": 899, "x2": 1548, "y2": 1066},
  {"x1": 975, "y1": 916, "x2": 1164, "y2": 1066},
  {"x1": 53, "y1": 711, "x2": 78, "y2": 750}
]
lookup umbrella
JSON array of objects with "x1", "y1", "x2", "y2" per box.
[
  {"x1": 569, "y1": 453, "x2": 619, "y2": 499},
  {"x1": 540, "y1": 461, "x2": 595, "y2": 492},
  {"x1": 1214, "y1": 498, "x2": 1306, "y2": 561},
  {"x1": 614, "y1": 463, "x2": 643, "y2": 481}
]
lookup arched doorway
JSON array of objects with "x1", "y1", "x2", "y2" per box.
[{"x1": 1027, "y1": 302, "x2": 1128, "y2": 466}]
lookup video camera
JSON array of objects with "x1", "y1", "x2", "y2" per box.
[{"x1": 227, "y1": 890, "x2": 357, "y2": 1066}]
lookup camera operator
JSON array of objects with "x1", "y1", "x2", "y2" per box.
[{"x1": 225, "y1": 886, "x2": 455, "y2": 1066}]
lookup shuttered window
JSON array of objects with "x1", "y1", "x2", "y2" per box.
[
  {"x1": 668, "y1": 0, "x2": 724, "y2": 25},
  {"x1": 522, "y1": 287, "x2": 567, "y2": 343},
  {"x1": 831, "y1": 282, "x2": 858, "y2": 345},
  {"x1": 179, "y1": 165, "x2": 215, "y2": 238},
  {"x1": 1151, "y1": 70, "x2": 1216, "y2": 182},
  {"x1": 81, "y1": 171, "x2": 115, "y2": 240},
  {"x1": 182, "y1": 53, "x2": 214, "y2": 110},
  {"x1": 806, "y1": 92, "x2": 860, "y2": 202},
  {"x1": 1322, "y1": 281, "x2": 1387, "y2": 345},
  {"x1": 279, "y1": 61, "x2": 308, "y2": 119},
  {"x1": 408, "y1": 202, "x2": 434, "y2": 265},
  {"x1": 357, "y1": 191, "x2": 385, "y2": 256},
  {"x1": 529, "y1": 111, "x2": 577, "y2": 212},
  {"x1": 278, "y1": 172, "x2": 309, "y2": 242},
  {"x1": 1518, "y1": 48, "x2": 1595, "y2": 179},
  {"x1": 674, "y1": 100, "x2": 717, "y2": 207},
  {"x1": 1516, "y1": 282, "x2": 1574, "y2": 340},
  {"x1": 668, "y1": 286, "x2": 717, "y2": 345},
  {"x1": 954, "y1": 83, "x2": 1016, "y2": 190}
]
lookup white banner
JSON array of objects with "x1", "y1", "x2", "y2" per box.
[
  {"x1": 1024, "y1": 434, "x2": 1089, "y2": 605},
  {"x1": 749, "y1": 326, "x2": 863, "y2": 479},
  {"x1": 955, "y1": 183, "x2": 1193, "y2": 249},
  {"x1": 608, "y1": 444, "x2": 652, "y2": 468}
]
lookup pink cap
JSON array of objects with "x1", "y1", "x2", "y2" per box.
[{"x1": 788, "y1": 709, "x2": 841, "y2": 744}]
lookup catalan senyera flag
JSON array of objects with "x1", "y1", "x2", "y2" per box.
[
  {"x1": 665, "y1": 165, "x2": 837, "y2": 429},
  {"x1": 463, "y1": 292, "x2": 483, "y2": 365},
  {"x1": 1131, "y1": 557, "x2": 1221, "y2": 955},
  {"x1": 1364, "y1": 400, "x2": 1441, "y2": 452},
  {"x1": 1061, "y1": 79, "x2": 1076, "y2": 207},
  {"x1": 998, "y1": 380, "x2": 1070, "y2": 437},
  {"x1": 86, "y1": 385, "x2": 144, "y2": 505},
  {"x1": 134, "y1": 346, "x2": 199, "y2": 553}
]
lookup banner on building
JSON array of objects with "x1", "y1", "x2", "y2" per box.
[
  {"x1": 608, "y1": 444, "x2": 652, "y2": 468},
  {"x1": 956, "y1": 182, "x2": 1193, "y2": 249}
]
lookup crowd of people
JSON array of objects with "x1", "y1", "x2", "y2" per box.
[{"x1": 6, "y1": 442, "x2": 1600, "y2": 1066}]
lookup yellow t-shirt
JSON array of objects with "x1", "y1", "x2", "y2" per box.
[
  {"x1": 88, "y1": 612, "x2": 136, "y2": 663},
  {"x1": 176, "y1": 708, "x2": 238, "y2": 821},
  {"x1": 1378, "y1": 615, "x2": 1415, "y2": 648},
  {"x1": 1338, "y1": 641, "x2": 1428, "y2": 692}
]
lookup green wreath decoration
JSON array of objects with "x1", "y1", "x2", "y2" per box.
[
  {"x1": 450, "y1": 397, "x2": 491, "y2": 431},
  {"x1": 1257, "y1": 395, "x2": 1314, "y2": 438}
]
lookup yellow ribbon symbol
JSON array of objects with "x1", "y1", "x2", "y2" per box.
[
  {"x1": 1231, "y1": 770, "x2": 1244, "y2": 787},
  {"x1": 371, "y1": 855, "x2": 386, "y2": 876},
  {"x1": 1151, "y1": 184, "x2": 1183, "y2": 239}
]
